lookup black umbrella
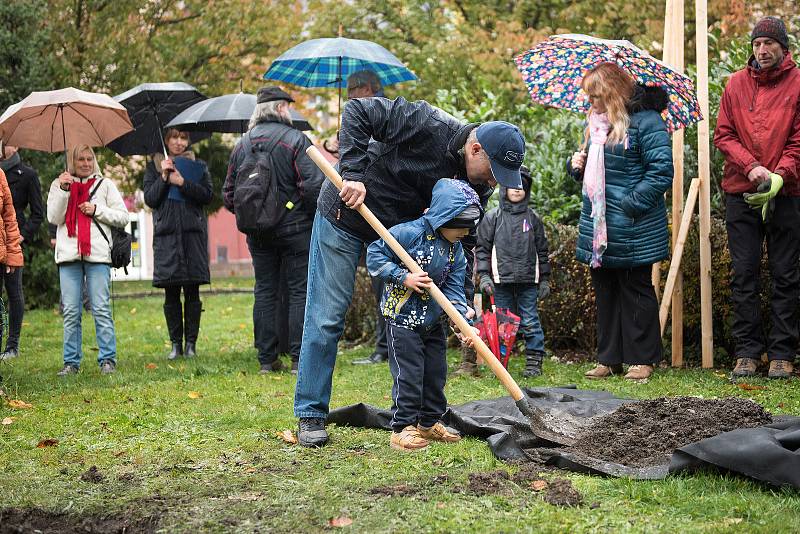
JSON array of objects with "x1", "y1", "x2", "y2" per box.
[
  {"x1": 165, "y1": 92, "x2": 313, "y2": 133},
  {"x1": 107, "y1": 82, "x2": 210, "y2": 157}
]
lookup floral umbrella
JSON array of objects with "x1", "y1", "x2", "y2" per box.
[{"x1": 514, "y1": 34, "x2": 702, "y2": 132}]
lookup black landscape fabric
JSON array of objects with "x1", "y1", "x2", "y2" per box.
[{"x1": 327, "y1": 386, "x2": 800, "y2": 489}]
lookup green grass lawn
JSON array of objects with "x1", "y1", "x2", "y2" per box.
[{"x1": 1, "y1": 285, "x2": 798, "y2": 533}]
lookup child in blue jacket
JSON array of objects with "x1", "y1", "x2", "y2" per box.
[{"x1": 367, "y1": 179, "x2": 482, "y2": 451}]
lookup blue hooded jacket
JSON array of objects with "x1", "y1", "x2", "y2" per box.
[{"x1": 367, "y1": 179, "x2": 482, "y2": 330}]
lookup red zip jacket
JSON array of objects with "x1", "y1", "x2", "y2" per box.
[{"x1": 714, "y1": 53, "x2": 800, "y2": 196}]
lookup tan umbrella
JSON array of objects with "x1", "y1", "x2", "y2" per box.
[{"x1": 0, "y1": 87, "x2": 133, "y2": 156}]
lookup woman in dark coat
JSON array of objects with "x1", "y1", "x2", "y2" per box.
[
  {"x1": 567, "y1": 62, "x2": 674, "y2": 381},
  {"x1": 143, "y1": 129, "x2": 213, "y2": 359},
  {"x1": 0, "y1": 144, "x2": 43, "y2": 360}
]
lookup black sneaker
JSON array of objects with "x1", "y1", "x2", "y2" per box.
[
  {"x1": 0, "y1": 348, "x2": 18, "y2": 361},
  {"x1": 100, "y1": 361, "x2": 116, "y2": 375},
  {"x1": 57, "y1": 364, "x2": 79, "y2": 376},
  {"x1": 298, "y1": 417, "x2": 328, "y2": 447},
  {"x1": 291, "y1": 360, "x2": 298, "y2": 375},
  {"x1": 352, "y1": 352, "x2": 388, "y2": 365},
  {"x1": 259, "y1": 360, "x2": 284, "y2": 374}
]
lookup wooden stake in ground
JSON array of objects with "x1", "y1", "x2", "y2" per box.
[
  {"x1": 660, "y1": 179, "x2": 700, "y2": 335},
  {"x1": 662, "y1": 0, "x2": 686, "y2": 366},
  {"x1": 304, "y1": 146, "x2": 559, "y2": 438},
  {"x1": 695, "y1": 0, "x2": 714, "y2": 367}
]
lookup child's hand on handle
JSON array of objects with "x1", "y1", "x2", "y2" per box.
[
  {"x1": 456, "y1": 327, "x2": 481, "y2": 348},
  {"x1": 570, "y1": 151, "x2": 587, "y2": 171},
  {"x1": 403, "y1": 272, "x2": 432, "y2": 293}
]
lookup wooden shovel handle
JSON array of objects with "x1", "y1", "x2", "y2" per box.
[{"x1": 306, "y1": 146, "x2": 527, "y2": 403}]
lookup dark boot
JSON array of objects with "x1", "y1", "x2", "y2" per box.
[
  {"x1": 163, "y1": 302, "x2": 183, "y2": 360},
  {"x1": 184, "y1": 300, "x2": 202, "y2": 358},
  {"x1": 522, "y1": 350, "x2": 544, "y2": 377}
]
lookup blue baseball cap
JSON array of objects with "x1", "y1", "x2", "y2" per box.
[{"x1": 475, "y1": 121, "x2": 525, "y2": 189}]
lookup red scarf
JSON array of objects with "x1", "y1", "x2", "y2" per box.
[{"x1": 65, "y1": 178, "x2": 96, "y2": 256}]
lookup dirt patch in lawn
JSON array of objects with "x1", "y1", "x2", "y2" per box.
[
  {"x1": 80, "y1": 465, "x2": 105, "y2": 483},
  {"x1": 467, "y1": 470, "x2": 511, "y2": 495},
  {"x1": 543, "y1": 479, "x2": 583, "y2": 507},
  {"x1": 570, "y1": 396, "x2": 773, "y2": 467},
  {"x1": 369, "y1": 483, "x2": 420, "y2": 497},
  {"x1": 0, "y1": 507, "x2": 160, "y2": 534}
]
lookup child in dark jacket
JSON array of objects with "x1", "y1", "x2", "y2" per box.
[
  {"x1": 476, "y1": 168, "x2": 550, "y2": 377},
  {"x1": 367, "y1": 179, "x2": 482, "y2": 451}
]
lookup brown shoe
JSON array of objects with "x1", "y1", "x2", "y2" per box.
[
  {"x1": 767, "y1": 360, "x2": 794, "y2": 379},
  {"x1": 731, "y1": 357, "x2": 759, "y2": 378},
  {"x1": 417, "y1": 422, "x2": 461, "y2": 443},
  {"x1": 584, "y1": 364, "x2": 623, "y2": 379},
  {"x1": 624, "y1": 364, "x2": 654, "y2": 380},
  {"x1": 390, "y1": 425, "x2": 429, "y2": 451}
]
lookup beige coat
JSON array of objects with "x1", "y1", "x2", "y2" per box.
[{"x1": 47, "y1": 174, "x2": 129, "y2": 264}]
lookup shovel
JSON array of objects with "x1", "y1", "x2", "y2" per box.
[{"x1": 306, "y1": 146, "x2": 569, "y2": 443}]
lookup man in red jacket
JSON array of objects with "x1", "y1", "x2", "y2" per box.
[{"x1": 714, "y1": 17, "x2": 800, "y2": 379}]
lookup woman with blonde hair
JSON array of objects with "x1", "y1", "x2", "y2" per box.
[
  {"x1": 567, "y1": 62, "x2": 674, "y2": 380},
  {"x1": 47, "y1": 145, "x2": 129, "y2": 376}
]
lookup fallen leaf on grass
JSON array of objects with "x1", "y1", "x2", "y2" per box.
[
  {"x1": 129, "y1": 308, "x2": 137, "y2": 315},
  {"x1": 737, "y1": 383, "x2": 767, "y2": 391},
  {"x1": 329, "y1": 516, "x2": 353, "y2": 528},
  {"x1": 277, "y1": 430, "x2": 298, "y2": 444},
  {"x1": 239, "y1": 323, "x2": 246, "y2": 329},
  {"x1": 145, "y1": 363, "x2": 158, "y2": 370},
  {"x1": 436, "y1": 502, "x2": 446, "y2": 509},
  {"x1": 530, "y1": 480, "x2": 548, "y2": 491},
  {"x1": 2, "y1": 417, "x2": 14, "y2": 425},
  {"x1": 7, "y1": 399, "x2": 33, "y2": 409},
  {"x1": 37, "y1": 438, "x2": 59, "y2": 448},
  {"x1": 188, "y1": 391, "x2": 202, "y2": 399}
]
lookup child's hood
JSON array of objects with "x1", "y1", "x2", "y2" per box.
[
  {"x1": 422, "y1": 178, "x2": 483, "y2": 232},
  {"x1": 499, "y1": 165, "x2": 532, "y2": 214}
]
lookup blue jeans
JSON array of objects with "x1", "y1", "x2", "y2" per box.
[
  {"x1": 59, "y1": 262, "x2": 116, "y2": 368},
  {"x1": 494, "y1": 283, "x2": 545, "y2": 353},
  {"x1": 294, "y1": 213, "x2": 365, "y2": 419}
]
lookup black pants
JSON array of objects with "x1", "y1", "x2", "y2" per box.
[
  {"x1": 0, "y1": 267, "x2": 23, "y2": 351},
  {"x1": 387, "y1": 322, "x2": 448, "y2": 432},
  {"x1": 725, "y1": 194, "x2": 800, "y2": 361},
  {"x1": 370, "y1": 273, "x2": 388, "y2": 357},
  {"x1": 164, "y1": 284, "x2": 200, "y2": 305},
  {"x1": 248, "y1": 231, "x2": 310, "y2": 365},
  {"x1": 590, "y1": 265, "x2": 662, "y2": 366}
]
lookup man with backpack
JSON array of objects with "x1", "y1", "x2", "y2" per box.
[{"x1": 223, "y1": 86, "x2": 324, "y2": 374}]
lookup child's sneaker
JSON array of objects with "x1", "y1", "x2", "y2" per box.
[
  {"x1": 417, "y1": 422, "x2": 461, "y2": 443},
  {"x1": 390, "y1": 425, "x2": 430, "y2": 451}
]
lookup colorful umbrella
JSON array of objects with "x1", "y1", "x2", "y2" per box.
[{"x1": 514, "y1": 34, "x2": 702, "y2": 132}]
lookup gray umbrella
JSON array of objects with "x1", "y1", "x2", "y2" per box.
[
  {"x1": 107, "y1": 82, "x2": 210, "y2": 157},
  {"x1": 165, "y1": 92, "x2": 313, "y2": 133}
]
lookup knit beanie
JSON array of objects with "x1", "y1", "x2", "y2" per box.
[{"x1": 751, "y1": 17, "x2": 789, "y2": 50}]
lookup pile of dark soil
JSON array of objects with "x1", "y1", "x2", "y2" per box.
[
  {"x1": 0, "y1": 508, "x2": 159, "y2": 534},
  {"x1": 570, "y1": 396, "x2": 772, "y2": 467},
  {"x1": 543, "y1": 479, "x2": 583, "y2": 507},
  {"x1": 467, "y1": 470, "x2": 511, "y2": 496},
  {"x1": 369, "y1": 483, "x2": 419, "y2": 497},
  {"x1": 81, "y1": 465, "x2": 104, "y2": 483}
]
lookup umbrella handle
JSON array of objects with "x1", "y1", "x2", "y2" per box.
[{"x1": 305, "y1": 145, "x2": 530, "y2": 405}]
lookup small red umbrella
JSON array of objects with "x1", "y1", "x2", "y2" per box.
[{"x1": 496, "y1": 307, "x2": 521, "y2": 368}]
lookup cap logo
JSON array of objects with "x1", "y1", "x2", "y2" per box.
[{"x1": 504, "y1": 151, "x2": 524, "y2": 164}]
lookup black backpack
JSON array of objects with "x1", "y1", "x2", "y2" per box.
[
  {"x1": 89, "y1": 179, "x2": 132, "y2": 272},
  {"x1": 233, "y1": 130, "x2": 294, "y2": 235}
]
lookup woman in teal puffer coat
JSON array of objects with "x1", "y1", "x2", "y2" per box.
[{"x1": 567, "y1": 62, "x2": 674, "y2": 381}]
